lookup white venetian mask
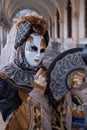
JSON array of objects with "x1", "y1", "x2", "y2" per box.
[{"x1": 25, "y1": 33, "x2": 46, "y2": 66}]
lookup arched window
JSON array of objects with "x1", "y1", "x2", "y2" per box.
[
  {"x1": 85, "y1": 0, "x2": 87, "y2": 37},
  {"x1": 50, "y1": 17, "x2": 52, "y2": 38},
  {"x1": 67, "y1": 0, "x2": 72, "y2": 37},
  {"x1": 56, "y1": 10, "x2": 60, "y2": 38}
]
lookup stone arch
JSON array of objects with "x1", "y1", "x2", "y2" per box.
[
  {"x1": 64, "y1": 0, "x2": 75, "y2": 12},
  {"x1": 11, "y1": 6, "x2": 41, "y2": 20},
  {"x1": 9, "y1": 2, "x2": 53, "y2": 21},
  {"x1": 50, "y1": 0, "x2": 61, "y2": 19}
]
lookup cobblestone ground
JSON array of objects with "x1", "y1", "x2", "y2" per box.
[{"x1": 0, "y1": 48, "x2": 59, "y2": 129}]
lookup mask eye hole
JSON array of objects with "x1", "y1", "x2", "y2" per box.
[
  {"x1": 31, "y1": 46, "x2": 38, "y2": 52},
  {"x1": 26, "y1": 44, "x2": 37, "y2": 52},
  {"x1": 40, "y1": 49, "x2": 45, "y2": 53}
]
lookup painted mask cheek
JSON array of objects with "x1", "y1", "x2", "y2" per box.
[
  {"x1": 25, "y1": 42, "x2": 32, "y2": 51},
  {"x1": 25, "y1": 49, "x2": 39, "y2": 66},
  {"x1": 40, "y1": 39, "x2": 46, "y2": 50}
]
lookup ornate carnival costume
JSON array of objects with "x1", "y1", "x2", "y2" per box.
[
  {"x1": 0, "y1": 12, "x2": 87, "y2": 130},
  {"x1": 47, "y1": 47, "x2": 87, "y2": 130},
  {"x1": 0, "y1": 12, "x2": 51, "y2": 130}
]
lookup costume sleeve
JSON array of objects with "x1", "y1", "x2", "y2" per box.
[
  {"x1": 5, "y1": 68, "x2": 52, "y2": 130},
  {"x1": 5, "y1": 88, "x2": 52, "y2": 130},
  {"x1": 0, "y1": 78, "x2": 22, "y2": 121}
]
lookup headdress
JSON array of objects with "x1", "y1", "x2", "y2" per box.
[
  {"x1": 14, "y1": 13, "x2": 49, "y2": 50},
  {"x1": 0, "y1": 12, "x2": 48, "y2": 72}
]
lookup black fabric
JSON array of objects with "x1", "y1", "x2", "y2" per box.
[
  {"x1": 0, "y1": 62, "x2": 47, "y2": 121},
  {"x1": 72, "y1": 96, "x2": 81, "y2": 105},
  {"x1": 82, "y1": 45, "x2": 87, "y2": 65},
  {"x1": 0, "y1": 78, "x2": 22, "y2": 121}
]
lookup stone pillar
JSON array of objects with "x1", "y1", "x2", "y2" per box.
[
  {"x1": 3, "y1": 27, "x2": 6, "y2": 47},
  {"x1": 47, "y1": 18, "x2": 52, "y2": 48},
  {"x1": 79, "y1": 0, "x2": 85, "y2": 39},
  {"x1": 52, "y1": 21, "x2": 55, "y2": 40},
  {"x1": 49, "y1": 17, "x2": 53, "y2": 39},
  {"x1": 0, "y1": 25, "x2": 4, "y2": 54},
  {"x1": 0, "y1": 26, "x2": 1, "y2": 55},
  {"x1": 3, "y1": 27, "x2": 8, "y2": 48},
  {"x1": 72, "y1": 12, "x2": 79, "y2": 46},
  {"x1": 0, "y1": 23, "x2": 9, "y2": 55},
  {"x1": 59, "y1": 19, "x2": 64, "y2": 51},
  {"x1": 55, "y1": 14, "x2": 57, "y2": 39},
  {"x1": 48, "y1": 18, "x2": 51, "y2": 39}
]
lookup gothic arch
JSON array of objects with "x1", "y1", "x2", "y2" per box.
[
  {"x1": 50, "y1": 0, "x2": 61, "y2": 19},
  {"x1": 64, "y1": 0, "x2": 75, "y2": 12},
  {"x1": 11, "y1": 6, "x2": 40, "y2": 20}
]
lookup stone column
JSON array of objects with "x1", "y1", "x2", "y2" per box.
[
  {"x1": 49, "y1": 17, "x2": 53, "y2": 39},
  {"x1": 0, "y1": 23, "x2": 9, "y2": 55},
  {"x1": 79, "y1": 0, "x2": 85, "y2": 39},
  {"x1": 0, "y1": 26, "x2": 2, "y2": 55},
  {"x1": 48, "y1": 18, "x2": 51, "y2": 39},
  {"x1": 59, "y1": 19, "x2": 64, "y2": 51},
  {"x1": 47, "y1": 18, "x2": 52, "y2": 48},
  {"x1": 3, "y1": 27, "x2": 8, "y2": 48},
  {"x1": 72, "y1": 12, "x2": 79, "y2": 46},
  {"x1": 0, "y1": 25, "x2": 4, "y2": 54},
  {"x1": 55, "y1": 14, "x2": 57, "y2": 39},
  {"x1": 52, "y1": 22, "x2": 55, "y2": 40}
]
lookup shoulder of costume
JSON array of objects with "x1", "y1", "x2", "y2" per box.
[
  {"x1": 0, "y1": 71, "x2": 20, "y2": 89},
  {"x1": 0, "y1": 71, "x2": 7, "y2": 79},
  {"x1": 0, "y1": 71, "x2": 32, "y2": 92}
]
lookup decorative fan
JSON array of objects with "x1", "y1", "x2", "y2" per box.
[{"x1": 46, "y1": 48, "x2": 86, "y2": 104}]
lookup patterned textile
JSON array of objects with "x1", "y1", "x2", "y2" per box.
[
  {"x1": 46, "y1": 48, "x2": 87, "y2": 130},
  {"x1": 15, "y1": 20, "x2": 31, "y2": 49},
  {"x1": 55, "y1": 92, "x2": 72, "y2": 130},
  {"x1": 50, "y1": 102, "x2": 65, "y2": 130},
  {"x1": 15, "y1": 15, "x2": 49, "y2": 50},
  {"x1": 1, "y1": 63, "x2": 43, "y2": 91},
  {"x1": 55, "y1": 93, "x2": 86, "y2": 130},
  {"x1": 47, "y1": 48, "x2": 86, "y2": 103},
  {"x1": 5, "y1": 88, "x2": 52, "y2": 130},
  {"x1": 71, "y1": 92, "x2": 86, "y2": 130}
]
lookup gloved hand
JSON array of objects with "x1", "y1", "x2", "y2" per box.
[
  {"x1": 72, "y1": 71, "x2": 85, "y2": 89},
  {"x1": 34, "y1": 68, "x2": 47, "y2": 94}
]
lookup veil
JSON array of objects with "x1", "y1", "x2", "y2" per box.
[{"x1": 0, "y1": 24, "x2": 17, "y2": 67}]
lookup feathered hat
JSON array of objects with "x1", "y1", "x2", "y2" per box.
[{"x1": 14, "y1": 12, "x2": 49, "y2": 50}]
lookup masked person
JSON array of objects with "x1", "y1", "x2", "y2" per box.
[
  {"x1": 0, "y1": 12, "x2": 50, "y2": 128},
  {"x1": 0, "y1": 12, "x2": 86, "y2": 130},
  {"x1": 5, "y1": 68, "x2": 52, "y2": 130}
]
